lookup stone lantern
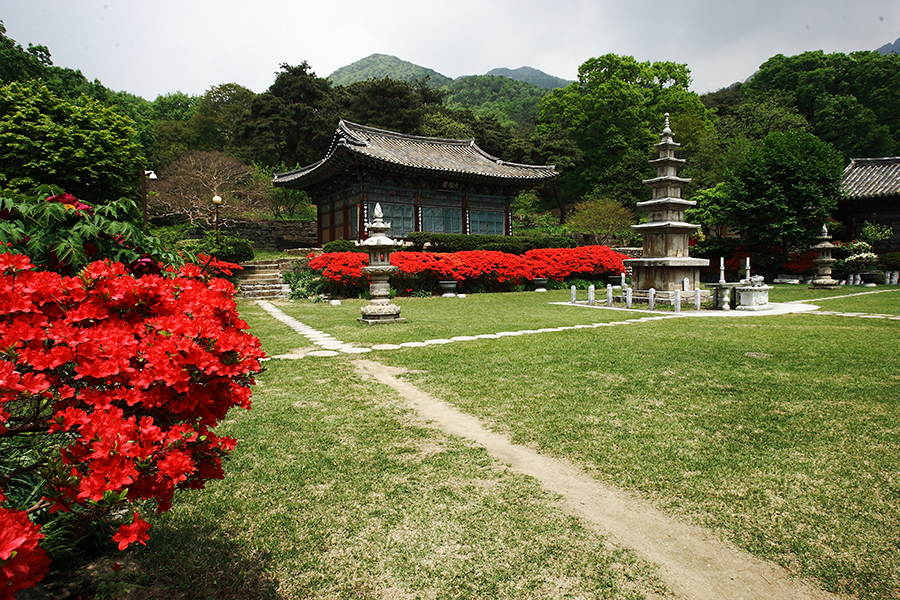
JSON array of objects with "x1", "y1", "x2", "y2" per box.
[
  {"x1": 358, "y1": 203, "x2": 406, "y2": 324},
  {"x1": 810, "y1": 224, "x2": 839, "y2": 289}
]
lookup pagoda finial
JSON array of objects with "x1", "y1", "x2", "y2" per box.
[
  {"x1": 373, "y1": 202, "x2": 384, "y2": 222},
  {"x1": 662, "y1": 113, "x2": 672, "y2": 135}
]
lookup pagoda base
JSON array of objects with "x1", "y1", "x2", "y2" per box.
[
  {"x1": 359, "y1": 301, "x2": 406, "y2": 325},
  {"x1": 624, "y1": 257, "x2": 709, "y2": 292}
]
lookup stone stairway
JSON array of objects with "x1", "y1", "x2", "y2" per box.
[{"x1": 236, "y1": 260, "x2": 292, "y2": 299}]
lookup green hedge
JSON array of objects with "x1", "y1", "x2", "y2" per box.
[
  {"x1": 181, "y1": 233, "x2": 255, "y2": 264},
  {"x1": 404, "y1": 232, "x2": 574, "y2": 254},
  {"x1": 322, "y1": 239, "x2": 366, "y2": 253},
  {"x1": 879, "y1": 252, "x2": 900, "y2": 270}
]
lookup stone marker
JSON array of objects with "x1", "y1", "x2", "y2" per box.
[
  {"x1": 588, "y1": 285, "x2": 595, "y2": 306},
  {"x1": 673, "y1": 290, "x2": 681, "y2": 312},
  {"x1": 694, "y1": 287, "x2": 702, "y2": 311},
  {"x1": 648, "y1": 288, "x2": 656, "y2": 311},
  {"x1": 570, "y1": 285, "x2": 577, "y2": 304},
  {"x1": 606, "y1": 284, "x2": 613, "y2": 307},
  {"x1": 626, "y1": 287, "x2": 633, "y2": 309}
]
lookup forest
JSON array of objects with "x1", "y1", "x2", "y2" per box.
[{"x1": 2, "y1": 20, "x2": 899, "y2": 268}]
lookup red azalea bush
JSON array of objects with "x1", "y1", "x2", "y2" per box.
[
  {"x1": 780, "y1": 250, "x2": 818, "y2": 275},
  {"x1": 304, "y1": 246, "x2": 628, "y2": 296},
  {"x1": 0, "y1": 252, "x2": 264, "y2": 592},
  {"x1": 524, "y1": 246, "x2": 626, "y2": 281},
  {"x1": 0, "y1": 491, "x2": 51, "y2": 599}
]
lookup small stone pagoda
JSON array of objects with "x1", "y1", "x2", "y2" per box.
[
  {"x1": 624, "y1": 114, "x2": 709, "y2": 300},
  {"x1": 358, "y1": 204, "x2": 406, "y2": 325}
]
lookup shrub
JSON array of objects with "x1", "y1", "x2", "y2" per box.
[
  {"x1": 182, "y1": 233, "x2": 255, "y2": 264},
  {"x1": 0, "y1": 253, "x2": 264, "y2": 589},
  {"x1": 0, "y1": 186, "x2": 187, "y2": 274},
  {"x1": 878, "y1": 252, "x2": 900, "y2": 270},
  {"x1": 283, "y1": 270, "x2": 328, "y2": 300},
  {"x1": 322, "y1": 239, "x2": 365, "y2": 254}
]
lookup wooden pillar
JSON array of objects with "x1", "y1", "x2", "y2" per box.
[{"x1": 342, "y1": 203, "x2": 350, "y2": 240}]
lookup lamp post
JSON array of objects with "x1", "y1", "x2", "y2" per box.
[
  {"x1": 212, "y1": 194, "x2": 223, "y2": 244},
  {"x1": 140, "y1": 169, "x2": 157, "y2": 230}
]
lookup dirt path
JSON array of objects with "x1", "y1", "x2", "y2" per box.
[{"x1": 354, "y1": 359, "x2": 844, "y2": 600}]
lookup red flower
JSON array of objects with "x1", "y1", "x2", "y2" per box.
[
  {"x1": 112, "y1": 513, "x2": 151, "y2": 550},
  {"x1": 0, "y1": 490, "x2": 51, "y2": 598}
]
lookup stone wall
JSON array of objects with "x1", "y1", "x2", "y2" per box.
[{"x1": 218, "y1": 220, "x2": 317, "y2": 252}]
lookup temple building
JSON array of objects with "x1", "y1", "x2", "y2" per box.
[
  {"x1": 839, "y1": 157, "x2": 900, "y2": 252},
  {"x1": 272, "y1": 120, "x2": 557, "y2": 244}
]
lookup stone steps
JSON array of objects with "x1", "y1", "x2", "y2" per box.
[{"x1": 235, "y1": 260, "x2": 293, "y2": 299}]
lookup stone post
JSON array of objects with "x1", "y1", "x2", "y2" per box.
[
  {"x1": 673, "y1": 289, "x2": 681, "y2": 312},
  {"x1": 648, "y1": 288, "x2": 656, "y2": 311},
  {"x1": 570, "y1": 285, "x2": 577, "y2": 304},
  {"x1": 625, "y1": 287, "x2": 632, "y2": 309},
  {"x1": 606, "y1": 284, "x2": 613, "y2": 307},
  {"x1": 694, "y1": 287, "x2": 702, "y2": 311},
  {"x1": 588, "y1": 285, "x2": 595, "y2": 306}
]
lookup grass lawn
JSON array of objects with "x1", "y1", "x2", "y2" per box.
[
  {"x1": 125, "y1": 354, "x2": 669, "y2": 600},
  {"x1": 122, "y1": 287, "x2": 898, "y2": 599}
]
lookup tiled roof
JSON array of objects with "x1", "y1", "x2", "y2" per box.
[
  {"x1": 273, "y1": 120, "x2": 557, "y2": 188},
  {"x1": 841, "y1": 157, "x2": 900, "y2": 199}
]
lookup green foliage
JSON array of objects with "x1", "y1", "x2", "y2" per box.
[
  {"x1": 536, "y1": 54, "x2": 714, "y2": 209},
  {"x1": 723, "y1": 130, "x2": 844, "y2": 262},
  {"x1": 251, "y1": 162, "x2": 316, "y2": 220},
  {"x1": 283, "y1": 269, "x2": 328, "y2": 299},
  {"x1": 685, "y1": 183, "x2": 730, "y2": 239},
  {"x1": 0, "y1": 185, "x2": 186, "y2": 273},
  {"x1": 444, "y1": 75, "x2": 549, "y2": 131},
  {"x1": 859, "y1": 221, "x2": 893, "y2": 245},
  {"x1": 743, "y1": 50, "x2": 900, "y2": 159},
  {"x1": 181, "y1": 233, "x2": 255, "y2": 264},
  {"x1": 327, "y1": 53, "x2": 452, "y2": 87},
  {"x1": 0, "y1": 81, "x2": 145, "y2": 203},
  {"x1": 404, "y1": 232, "x2": 574, "y2": 254},
  {"x1": 239, "y1": 62, "x2": 338, "y2": 167},
  {"x1": 339, "y1": 77, "x2": 447, "y2": 134},
  {"x1": 564, "y1": 194, "x2": 635, "y2": 245},
  {"x1": 322, "y1": 239, "x2": 364, "y2": 253},
  {"x1": 878, "y1": 252, "x2": 900, "y2": 270}
]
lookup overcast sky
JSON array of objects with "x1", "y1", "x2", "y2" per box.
[{"x1": 2, "y1": 0, "x2": 898, "y2": 100}]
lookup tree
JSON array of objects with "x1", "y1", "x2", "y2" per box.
[
  {"x1": 684, "y1": 183, "x2": 730, "y2": 239},
  {"x1": 565, "y1": 194, "x2": 636, "y2": 245},
  {"x1": 238, "y1": 62, "x2": 337, "y2": 167},
  {"x1": 723, "y1": 130, "x2": 844, "y2": 264},
  {"x1": 188, "y1": 83, "x2": 255, "y2": 153},
  {"x1": 0, "y1": 82, "x2": 144, "y2": 203},
  {"x1": 743, "y1": 50, "x2": 900, "y2": 159},
  {"x1": 152, "y1": 151, "x2": 269, "y2": 225},
  {"x1": 536, "y1": 54, "x2": 714, "y2": 210}
]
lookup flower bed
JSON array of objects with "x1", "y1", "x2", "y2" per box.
[{"x1": 304, "y1": 246, "x2": 627, "y2": 296}]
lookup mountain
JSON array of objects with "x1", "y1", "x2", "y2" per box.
[
  {"x1": 484, "y1": 66, "x2": 573, "y2": 89},
  {"x1": 876, "y1": 36, "x2": 900, "y2": 55},
  {"x1": 328, "y1": 54, "x2": 453, "y2": 87},
  {"x1": 444, "y1": 76, "x2": 550, "y2": 129}
]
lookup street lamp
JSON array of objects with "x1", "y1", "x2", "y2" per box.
[
  {"x1": 212, "y1": 194, "x2": 223, "y2": 244},
  {"x1": 140, "y1": 169, "x2": 157, "y2": 230}
]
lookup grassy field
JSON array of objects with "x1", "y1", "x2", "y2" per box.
[{"x1": 119, "y1": 286, "x2": 899, "y2": 599}]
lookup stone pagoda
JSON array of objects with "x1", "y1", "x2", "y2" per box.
[{"x1": 624, "y1": 114, "x2": 708, "y2": 300}]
